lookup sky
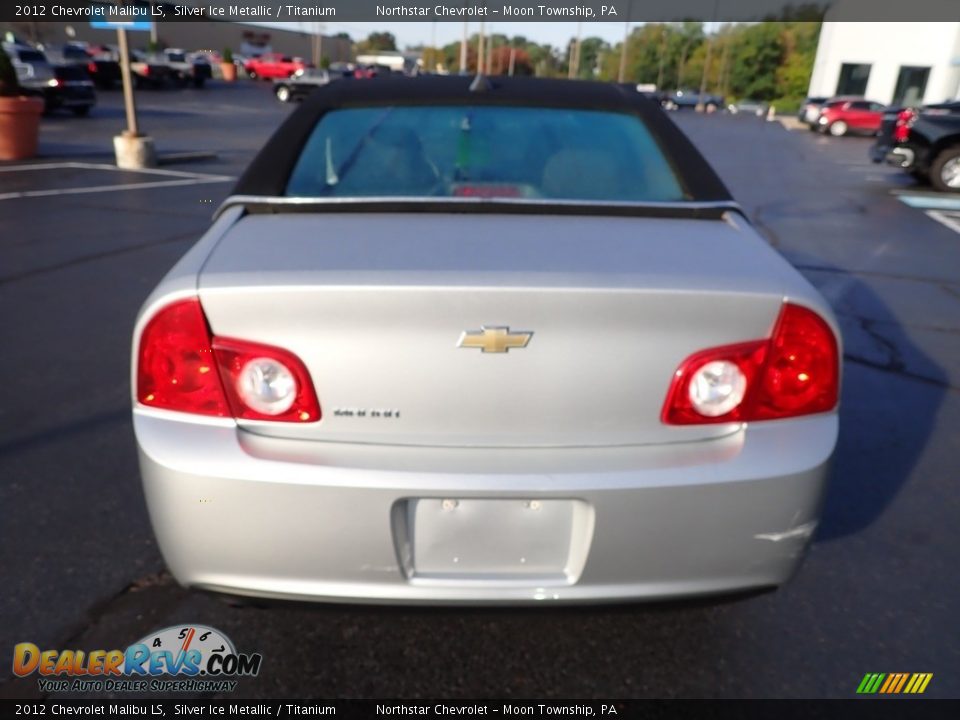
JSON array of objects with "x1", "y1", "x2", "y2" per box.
[{"x1": 257, "y1": 21, "x2": 632, "y2": 50}]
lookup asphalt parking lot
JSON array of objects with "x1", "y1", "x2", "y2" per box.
[{"x1": 1, "y1": 82, "x2": 958, "y2": 699}]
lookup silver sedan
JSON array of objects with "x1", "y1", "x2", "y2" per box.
[{"x1": 132, "y1": 77, "x2": 840, "y2": 604}]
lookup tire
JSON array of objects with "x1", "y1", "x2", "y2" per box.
[
  {"x1": 275, "y1": 84, "x2": 291, "y2": 102},
  {"x1": 72, "y1": 106, "x2": 91, "y2": 117},
  {"x1": 193, "y1": 78, "x2": 205, "y2": 88},
  {"x1": 247, "y1": 69, "x2": 257, "y2": 80},
  {"x1": 929, "y1": 146, "x2": 960, "y2": 193},
  {"x1": 828, "y1": 121, "x2": 848, "y2": 137}
]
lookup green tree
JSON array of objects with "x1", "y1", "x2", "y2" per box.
[{"x1": 356, "y1": 32, "x2": 397, "y2": 54}]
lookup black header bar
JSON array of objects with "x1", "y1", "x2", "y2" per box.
[{"x1": 1, "y1": 0, "x2": 959, "y2": 23}]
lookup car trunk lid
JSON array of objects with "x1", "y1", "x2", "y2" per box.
[{"x1": 197, "y1": 211, "x2": 817, "y2": 448}]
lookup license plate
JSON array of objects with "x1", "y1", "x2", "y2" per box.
[{"x1": 401, "y1": 498, "x2": 593, "y2": 583}]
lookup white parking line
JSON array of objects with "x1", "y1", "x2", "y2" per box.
[
  {"x1": 926, "y1": 210, "x2": 960, "y2": 235},
  {"x1": 0, "y1": 161, "x2": 233, "y2": 201}
]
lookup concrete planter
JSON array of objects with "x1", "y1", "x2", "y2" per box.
[{"x1": 0, "y1": 95, "x2": 44, "y2": 161}]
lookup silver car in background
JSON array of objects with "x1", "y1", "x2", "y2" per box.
[{"x1": 132, "y1": 77, "x2": 840, "y2": 604}]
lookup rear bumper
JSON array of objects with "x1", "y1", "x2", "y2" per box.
[{"x1": 135, "y1": 410, "x2": 836, "y2": 604}]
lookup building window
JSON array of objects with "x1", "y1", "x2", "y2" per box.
[
  {"x1": 836, "y1": 63, "x2": 871, "y2": 96},
  {"x1": 893, "y1": 66, "x2": 931, "y2": 107}
]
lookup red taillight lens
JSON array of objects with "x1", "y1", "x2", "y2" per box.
[
  {"x1": 136, "y1": 299, "x2": 321, "y2": 423},
  {"x1": 893, "y1": 109, "x2": 916, "y2": 142},
  {"x1": 212, "y1": 338, "x2": 321, "y2": 423},
  {"x1": 137, "y1": 299, "x2": 229, "y2": 417},
  {"x1": 87, "y1": 62, "x2": 97, "y2": 74},
  {"x1": 662, "y1": 303, "x2": 839, "y2": 425}
]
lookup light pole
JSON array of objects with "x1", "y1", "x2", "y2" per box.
[{"x1": 460, "y1": 21, "x2": 468, "y2": 74}]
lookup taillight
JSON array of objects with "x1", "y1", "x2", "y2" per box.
[
  {"x1": 136, "y1": 299, "x2": 320, "y2": 422},
  {"x1": 212, "y1": 338, "x2": 320, "y2": 422},
  {"x1": 662, "y1": 303, "x2": 839, "y2": 425},
  {"x1": 893, "y1": 109, "x2": 916, "y2": 143},
  {"x1": 87, "y1": 62, "x2": 97, "y2": 74},
  {"x1": 137, "y1": 299, "x2": 228, "y2": 417}
]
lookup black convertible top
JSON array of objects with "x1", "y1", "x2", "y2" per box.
[{"x1": 233, "y1": 75, "x2": 733, "y2": 206}]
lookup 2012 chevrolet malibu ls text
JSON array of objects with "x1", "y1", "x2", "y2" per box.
[{"x1": 132, "y1": 77, "x2": 840, "y2": 604}]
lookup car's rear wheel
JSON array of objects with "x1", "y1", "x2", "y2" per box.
[
  {"x1": 275, "y1": 84, "x2": 291, "y2": 102},
  {"x1": 72, "y1": 106, "x2": 91, "y2": 117},
  {"x1": 828, "y1": 120, "x2": 848, "y2": 137},
  {"x1": 930, "y1": 147, "x2": 960, "y2": 193},
  {"x1": 247, "y1": 69, "x2": 257, "y2": 80}
]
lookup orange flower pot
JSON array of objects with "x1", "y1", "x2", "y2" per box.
[
  {"x1": 220, "y1": 62, "x2": 237, "y2": 82},
  {"x1": 0, "y1": 95, "x2": 43, "y2": 161}
]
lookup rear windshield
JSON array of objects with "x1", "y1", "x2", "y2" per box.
[
  {"x1": 286, "y1": 106, "x2": 686, "y2": 202},
  {"x1": 55, "y1": 65, "x2": 88, "y2": 80},
  {"x1": 17, "y1": 50, "x2": 46, "y2": 62}
]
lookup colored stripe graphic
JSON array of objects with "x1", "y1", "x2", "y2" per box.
[{"x1": 857, "y1": 673, "x2": 932, "y2": 694}]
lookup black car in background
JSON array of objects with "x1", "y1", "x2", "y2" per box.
[
  {"x1": 43, "y1": 43, "x2": 121, "y2": 89},
  {"x1": 871, "y1": 101, "x2": 960, "y2": 192},
  {"x1": 44, "y1": 64, "x2": 96, "y2": 116},
  {"x1": 663, "y1": 89, "x2": 725, "y2": 112}
]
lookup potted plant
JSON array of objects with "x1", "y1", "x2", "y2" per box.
[
  {"x1": 0, "y1": 45, "x2": 43, "y2": 161},
  {"x1": 221, "y1": 47, "x2": 237, "y2": 82}
]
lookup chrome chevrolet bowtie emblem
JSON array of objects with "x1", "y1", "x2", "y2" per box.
[{"x1": 457, "y1": 326, "x2": 533, "y2": 353}]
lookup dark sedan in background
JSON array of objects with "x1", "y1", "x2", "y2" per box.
[{"x1": 44, "y1": 64, "x2": 96, "y2": 116}]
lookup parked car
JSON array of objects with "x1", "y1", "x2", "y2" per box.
[
  {"x1": 798, "y1": 96, "x2": 829, "y2": 126},
  {"x1": 244, "y1": 53, "x2": 308, "y2": 80},
  {"x1": 131, "y1": 76, "x2": 840, "y2": 605},
  {"x1": 128, "y1": 50, "x2": 174, "y2": 89},
  {"x1": 43, "y1": 64, "x2": 96, "y2": 116},
  {"x1": 2, "y1": 41, "x2": 54, "y2": 93},
  {"x1": 42, "y1": 43, "x2": 121, "y2": 90},
  {"x1": 816, "y1": 98, "x2": 886, "y2": 136},
  {"x1": 273, "y1": 68, "x2": 332, "y2": 102},
  {"x1": 162, "y1": 49, "x2": 212, "y2": 88},
  {"x1": 664, "y1": 89, "x2": 725, "y2": 111},
  {"x1": 728, "y1": 99, "x2": 769, "y2": 117},
  {"x1": 870, "y1": 101, "x2": 960, "y2": 192}
]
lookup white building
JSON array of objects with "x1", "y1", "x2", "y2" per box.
[{"x1": 808, "y1": 21, "x2": 960, "y2": 106}]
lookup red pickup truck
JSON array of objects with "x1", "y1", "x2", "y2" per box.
[{"x1": 243, "y1": 54, "x2": 308, "y2": 80}]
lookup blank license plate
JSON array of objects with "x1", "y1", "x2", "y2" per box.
[{"x1": 406, "y1": 498, "x2": 590, "y2": 582}]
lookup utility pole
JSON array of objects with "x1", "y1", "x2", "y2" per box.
[
  {"x1": 149, "y1": 2, "x2": 158, "y2": 47},
  {"x1": 696, "y1": 1, "x2": 720, "y2": 112},
  {"x1": 508, "y1": 46, "x2": 516, "y2": 76},
  {"x1": 568, "y1": 22, "x2": 582, "y2": 79},
  {"x1": 460, "y1": 22, "x2": 468, "y2": 74},
  {"x1": 477, "y1": 21, "x2": 485, "y2": 74},
  {"x1": 656, "y1": 25, "x2": 667, "y2": 90},
  {"x1": 487, "y1": 32, "x2": 494, "y2": 75},
  {"x1": 312, "y1": 23, "x2": 325, "y2": 68},
  {"x1": 618, "y1": 0, "x2": 632, "y2": 83}
]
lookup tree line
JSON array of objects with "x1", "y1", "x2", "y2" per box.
[{"x1": 353, "y1": 13, "x2": 824, "y2": 112}]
